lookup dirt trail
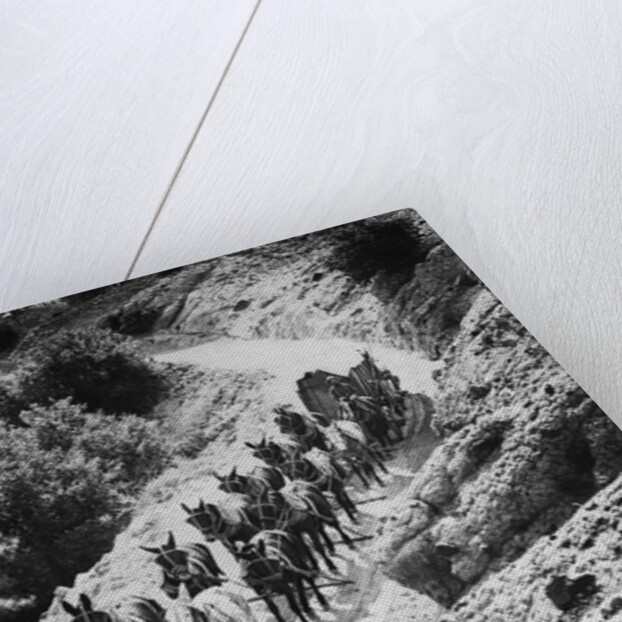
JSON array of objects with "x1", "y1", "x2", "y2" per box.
[
  {"x1": 156, "y1": 337, "x2": 440, "y2": 403},
  {"x1": 153, "y1": 337, "x2": 446, "y2": 621}
]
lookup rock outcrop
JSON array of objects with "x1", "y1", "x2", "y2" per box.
[
  {"x1": 374, "y1": 289, "x2": 622, "y2": 615},
  {"x1": 442, "y1": 474, "x2": 622, "y2": 621},
  {"x1": 12, "y1": 210, "x2": 482, "y2": 363}
]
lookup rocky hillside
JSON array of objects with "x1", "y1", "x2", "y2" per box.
[
  {"x1": 442, "y1": 474, "x2": 622, "y2": 621},
  {"x1": 3, "y1": 209, "x2": 618, "y2": 621},
  {"x1": 373, "y1": 288, "x2": 622, "y2": 619},
  {"x1": 6, "y1": 210, "x2": 477, "y2": 363}
]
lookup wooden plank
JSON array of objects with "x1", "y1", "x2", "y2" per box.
[
  {"x1": 0, "y1": 0, "x2": 257, "y2": 311},
  {"x1": 134, "y1": 0, "x2": 622, "y2": 421}
]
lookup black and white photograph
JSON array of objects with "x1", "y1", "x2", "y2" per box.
[{"x1": 1, "y1": 209, "x2": 620, "y2": 622}]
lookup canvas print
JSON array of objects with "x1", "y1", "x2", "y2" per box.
[{"x1": 1, "y1": 209, "x2": 621, "y2": 622}]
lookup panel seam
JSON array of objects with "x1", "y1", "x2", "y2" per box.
[{"x1": 124, "y1": 0, "x2": 264, "y2": 280}]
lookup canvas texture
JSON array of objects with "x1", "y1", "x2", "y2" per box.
[{"x1": 1, "y1": 209, "x2": 620, "y2": 622}]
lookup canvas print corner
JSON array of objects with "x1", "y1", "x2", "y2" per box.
[{"x1": 0, "y1": 209, "x2": 620, "y2": 622}]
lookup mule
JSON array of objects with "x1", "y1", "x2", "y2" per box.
[
  {"x1": 245, "y1": 435, "x2": 302, "y2": 467},
  {"x1": 280, "y1": 479, "x2": 354, "y2": 548},
  {"x1": 247, "y1": 438, "x2": 359, "y2": 522},
  {"x1": 62, "y1": 595, "x2": 170, "y2": 622},
  {"x1": 190, "y1": 587, "x2": 258, "y2": 622},
  {"x1": 164, "y1": 604, "x2": 207, "y2": 622},
  {"x1": 300, "y1": 410, "x2": 387, "y2": 487},
  {"x1": 215, "y1": 464, "x2": 336, "y2": 571},
  {"x1": 61, "y1": 595, "x2": 121, "y2": 622},
  {"x1": 330, "y1": 418, "x2": 389, "y2": 482},
  {"x1": 264, "y1": 445, "x2": 358, "y2": 523},
  {"x1": 214, "y1": 465, "x2": 285, "y2": 497},
  {"x1": 181, "y1": 497, "x2": 259, "y2": 552},
  {"x1": 273, "y1": 406, "x2": 331, "y2": 452},
  {"x1": 255, "y1": 487, "x2": 339, "y2": 572},
  {"x1": 236, "y1": 530, "x2": 329, "y2": 622},
  {"x1": 118, "y1": 598, "x2": 169, "y2": 622},
  {"x1": 342, "y1": 394, "x2": 392, "y2": 447},
  {"x1": 140, "y1": 531, "x2": 224, "y2": 599}
]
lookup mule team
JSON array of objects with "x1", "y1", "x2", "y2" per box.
[{"x1": 61, "y1": 352, "x2": 409, "y2": 622}]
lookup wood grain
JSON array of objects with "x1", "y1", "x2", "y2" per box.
[
  {"x1": 0, "y1": 0, "x2": 256, "y2": 311},
  {"x1": 133, "y1": 0, "x2": 622, "y2": 421}
]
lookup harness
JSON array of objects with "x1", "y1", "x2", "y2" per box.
[
  {"x1": 285, "y1": 413, "x2": 320, "y2": 448},
  {"x1": 187, "y1": 507, "x2": 229, "y2": 540},
  {"x1": 241, "y1": 556, "x2": 284, "y2": 587},
  {"x1": 283, "y1": 456, "x2": 324, "y2": 487},
  {"x1": 250, "y1": 495, "x2": 291, "y2": 530},
  {"x1": 70, "y1": 614, "x2": 115, "y2": 622},
  {"x1": 251, "y1": 529, "x2": 312, "y2": 576},
  {"x1": 157, "y1": 549, "x2": 189, "y2": 579}
]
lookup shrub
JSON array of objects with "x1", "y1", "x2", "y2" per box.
[
  {"x1": 0, "y1": 385, "x2": 25, "y2": 426},
  {"x1": 19, "y1": 329, "x2": 166, "y2": 415},
  {"x1": 0, "y1": 320, "x2": 19, "y2": 353},
  {"x1": 0, "y1": 441, "x2": 118, "y2": 538},
  {"x1": 328, "y1": 214, "x2": 428, "y2": 284},
  {"x1": 19, "y1": 400, "x2": 171, "y2": 493},
  {"x1": 73, "y1": 411, "x2": 170, "y2": 487},
  {"x1": 0, "y1": 421, "x2": 120, "y2": 608},
  {"x1": 47, "y1": 518, "x2": 120, "y2": 588},
  {"x1": 0, "y1": 399, "x2": 170, "y2": 615},
  {"x1": 104, "y1": 305, "x2": 162, "y2": 335}
]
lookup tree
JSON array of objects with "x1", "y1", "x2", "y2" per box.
[
  {"x1": 328, "y1": 213, "x2": 428, "y2": 284},
  {"x1": 19, "y1": 328, "x2": 166, "y2": 415},
  {"x1": 0, "y1": 399, "x2": 170, "y2": 616}
]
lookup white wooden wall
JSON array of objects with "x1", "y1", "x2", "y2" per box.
[{"x1": 2, "y1": 1, "x2": 621, "y2": 423}]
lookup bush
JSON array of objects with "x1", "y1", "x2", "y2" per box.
[
  {"x1": 0, "y1": 423, "x2": 120, "y2": 607},
  {"x1": 0, "y1": 399, "x2": 170, "y2": 614},
  {"x1": 0, "y1": 385, "x2": 25, "y2": 426},
  {"x1": 0, "y1": 441, "x2": 117, "y2": 538},
  {"x1": 104, "y1": 305, "x2": 162, "y2": 335},
  {"x1": 328, "y1": 214, "x2": 428, "y2": 284},
  {"x1": 0, "y1": 321, "x2": 19, "y2": 353},
  {"x1": 20, "y1": 400, "x2": 171, "y2": 491},
  {"x1": 20, "y1": 329, "x2": 166, "y2": 415}
]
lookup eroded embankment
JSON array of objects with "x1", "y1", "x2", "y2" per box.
[
  {"x1": 441, "y1": 474, "x2": 622, "y2": 621},
  {"x1": 373, "y1": 290, "x2": 622, "y2": 619}
]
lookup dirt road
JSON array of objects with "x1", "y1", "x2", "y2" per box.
[
  {"x1": 154, "y1": 337, "x2": 446, "y2": 622},
  {"x1": 156, "y1": 336, "x2": 441, "y2": 404}
]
